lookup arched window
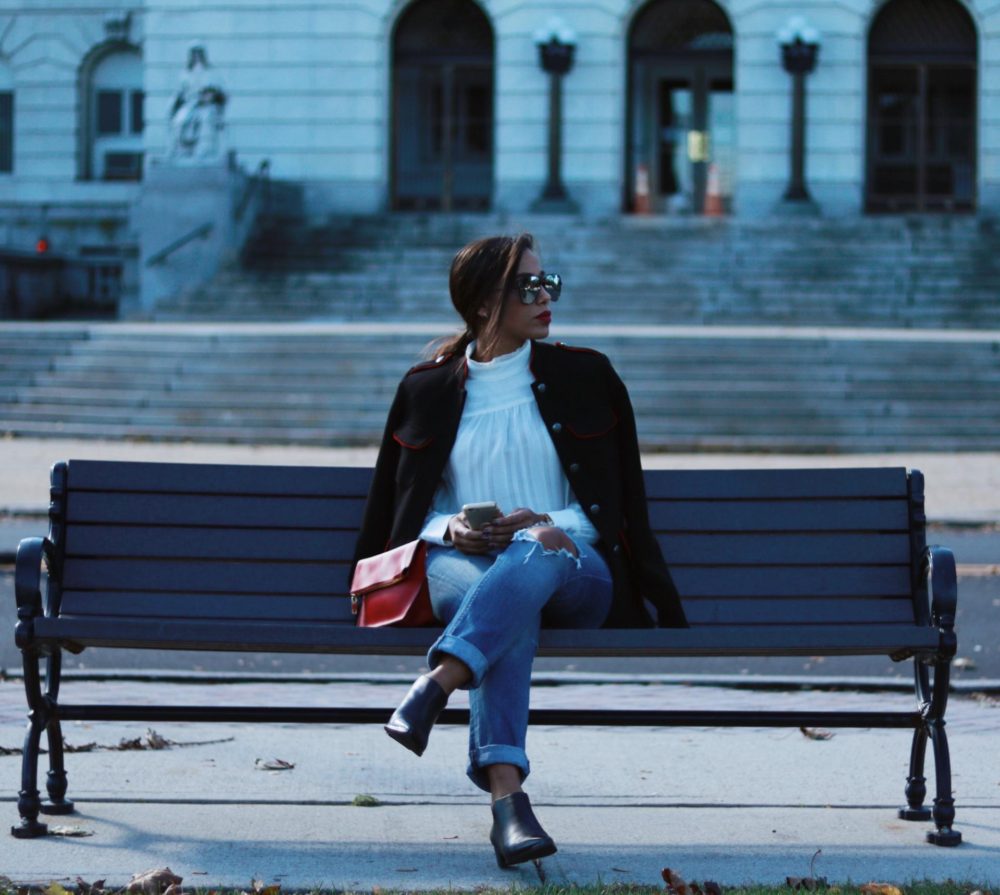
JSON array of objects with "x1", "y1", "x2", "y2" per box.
[
  {"x1": 0, "y1": 59, "x2": 13, "y2": 173},
  {"x1": 626, "y1": 0, "x2": 734, "y2": 214},
  {"x1": 866, "y1": 0, "x2": 977, "y2": 212},
  {"x1": 391, "y1": 0, "x2": 494, "y2": 210},
  {"x1": 82, "y1": 46, "x2": 143, "y2": 181}
]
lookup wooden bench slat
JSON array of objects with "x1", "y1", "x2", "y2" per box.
[
  {"x1": 62, "y1": 558, "x2": 344, "y2": 594},
  {"x1": 659, "y1": 533, "x2": 911, "y2": 565},
  {"x1": 66, "y1": 526, "x2": 358, "y2": 560},
  {"x1": 56, "y1": 590, "x2": 917, "y2": 626},
  {"x1": 642, "y1": 467, "x2": 910, "y2": 499},
  {"x1": 67, "y1": 495, "x2": 913, "y2": 536},
  {"x1": 63, "y1": 525, "x2": 911, "y2": 566},
  {"x1": 67, "y1": 492, "x2": 366, "y2": 528},
  {"x1": 66, "y1": 460, "x2": 909, "y2": 501},
  {"x1": 649, "y1": 500, "x2": 910, "y2": 532},
  {"x1": 61, "y1": 557, "x2": 912, "y2": 599},
  {"x1": 31, "y1": 616, "x2": 940, "y2": 656},
  {"x1": 670, "y1": 565, "x2": 912, "y2": 597},
  {"x1": 67, "y1": 459, "x2": 373, "y2": 497}
]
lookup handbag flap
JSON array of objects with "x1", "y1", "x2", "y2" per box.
[{"x1": 351, "y1": 540, "x2": 423, "y2": 596}]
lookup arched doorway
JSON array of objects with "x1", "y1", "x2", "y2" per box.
[
  {"x1": 80, "y1": 45, "x2": 144, "y2": 181},
  {"x1": 866, "y1": 0, "x2": 977, "y2": 212},
  {"x1": 626, "y1": 0, "x2": 734, "y2": 214},
  {"x1": 391, "y1": 0, "x2": 494, "y2": 211}
]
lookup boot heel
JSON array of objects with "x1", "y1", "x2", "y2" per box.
[
  {"x1": 384, "y1": 675, "x2": 448, "y2": 757},
  {"x1": 489, "y1": 792, "x2": 556, "y2": 867}
]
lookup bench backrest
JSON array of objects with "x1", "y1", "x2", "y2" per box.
[{"x1": 50, "y1": 460, "x2": 925, "y2": 629}]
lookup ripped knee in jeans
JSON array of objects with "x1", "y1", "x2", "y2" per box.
[{"x1": 513, "y1": 526, "x2": 582, "y2": 568}]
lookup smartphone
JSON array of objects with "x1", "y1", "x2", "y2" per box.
[{"x1": 462, "y1": 501, "x2": 501, "y2": 530}]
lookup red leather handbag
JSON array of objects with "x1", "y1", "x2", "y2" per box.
[{"x1": 350, "y1": 540, "x2": 435, "y2": 627}]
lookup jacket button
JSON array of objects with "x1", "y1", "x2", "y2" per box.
[
  {"x1": 569, "y1": 463, "x2": 580, "y2": 473},
  {"x1": 590, "y1": 503, "x2": 601, "y2": 514},
  {"x1": 537, "y1": 383, "x2": 546, "y2": 393},
  {"x1": 612, "y1": 544, "x2": 620, "y2": 553},
  {"x1": 551, "y1": 422, "x2": 562, "y2": 433}
]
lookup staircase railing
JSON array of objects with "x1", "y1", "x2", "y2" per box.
[
  {"x1": 145, "y1": 222, "x2": 214, "y2": 267},
  {"x1": 235, "y1": 159, "x2": 271, "y2": 222}
]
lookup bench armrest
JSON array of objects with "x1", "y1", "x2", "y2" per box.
[
  {"x1": 14, "y1": 536, "x2": 53, "y2": 649},
  {"x1": 924, "y1": 544, "x2": 958, "y2": 659}
]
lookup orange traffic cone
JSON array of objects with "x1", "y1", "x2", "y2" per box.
[
  {"x1": 704, "y1": 162, "x2": 724, "y2": 216},
  {"x1": 634, "y1": 163, "x2": 651, "y2": 215}
]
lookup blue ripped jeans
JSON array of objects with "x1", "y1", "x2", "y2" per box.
[{"x1": 425, "y1": 532, "x2": 613, "y2": 792}]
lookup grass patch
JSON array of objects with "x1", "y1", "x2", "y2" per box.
[{"x1": 0, "y1": 882, "x2": 991, "y2": 895}]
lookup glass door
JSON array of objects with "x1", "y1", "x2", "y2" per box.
[
  {"x1": 633, "y1": 62, "x2": 733, "y2": 214},
  {"x1": 867, "y1": 64, "x2": 975, "y2": 211}
]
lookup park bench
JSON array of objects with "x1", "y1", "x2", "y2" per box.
[{"x1": 11, "y1": 459, "x2": 961, "y2": 845}]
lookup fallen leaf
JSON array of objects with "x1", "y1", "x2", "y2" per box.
[
  {"x1": 145, "y1": 730, "x2": 172, "y2": 750},
  {"x1": 75, "y1": 878, "x2": 107, "y2": 895},
  {"x1": 125, "y1": 868, "x2": 183, "y2": 895},
  {"x1": 352, "y1": 794, "x2": 381, "y2": 807},
  {"x1": 48, "y1": 826, "x2": 94, "y2": 837},
  {"x1": 255, "y1": 758, "x2": 295, "y2": 771},
  {"x1": 662, "y1": 868, "x2": 690, "y2": 895},
  {"x1": 800, "y1": 727, "x2": 834, "y2": 741},
  {"x1": 861, "y1": 885, "x2": 903, "y2": 895}
]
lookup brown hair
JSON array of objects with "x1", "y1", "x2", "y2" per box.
[{"x1": 427, "y1": 233, "x2": 535, "y2": 359}]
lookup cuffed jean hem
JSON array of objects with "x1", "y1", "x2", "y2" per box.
[
  {"x1": 427, "y1": 633, "x2": 489, "y2": 689},
  {"x1": 467, "y1": 744, "x2": 530, "y2": 793}
]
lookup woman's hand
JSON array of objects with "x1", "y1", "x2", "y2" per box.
[
  {"x1": 447, "y1": 511, "x2": 494, "y2": 555},
  {"x1": 447, "y1": 507, "x2": 550, "y2": 554},
  {"x1": 482, "y1": 507, "x2": 550, "y2": 549}
]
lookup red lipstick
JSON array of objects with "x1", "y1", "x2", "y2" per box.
[{"x1": 535, "y1": 311, "x2": 552, "y2": 324}]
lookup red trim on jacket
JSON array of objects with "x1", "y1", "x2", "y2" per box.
[
  {"x1": 566, "y1": 409, "x2": 619, "y2": 439},
  {"x1": 392, "y1": 433, "x2": 434, "y2": 450}
]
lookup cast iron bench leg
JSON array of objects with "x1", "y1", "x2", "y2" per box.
[
  {"x1": 11, "y1": 650, "x2": 48, "y2": 838},
  {"x1": 899, "y1": 656, "x2": 961, "y2": 846},
  {"x1": 899, "y1": 662, "x2": 932, "y2": 822},
  {"x1": 925, "y1": 656, "x2": 961, "y2": 847},
  {"x1": 40, "y1": 650, "x2": 74, "y2": 817},
  {"x1": 926, "y1": 717, "x2": 960, "y2": 846}
]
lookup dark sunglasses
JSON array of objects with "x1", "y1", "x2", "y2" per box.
[{"x1": 513, "y1": 272, "x2": 562, "y2": 304}]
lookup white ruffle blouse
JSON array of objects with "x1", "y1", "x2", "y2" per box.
[{"x1": 419, "y1": 339, "x2": 599, "y2": 546}]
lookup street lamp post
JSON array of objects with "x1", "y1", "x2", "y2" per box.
[
  {"x1": 532, "y1": 18, "x2": 578, "y2": 212},
  {"x1": 777, "y1": 17, "x2": 821, "y2": 203}
]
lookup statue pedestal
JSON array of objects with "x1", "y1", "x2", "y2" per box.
[{"x1": 135, "y1": 154, "x2": 253, "y2": 316}]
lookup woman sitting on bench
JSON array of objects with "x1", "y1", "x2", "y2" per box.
[{"x1": 353, "y1": 233, "x2": 687, "y2": 868}]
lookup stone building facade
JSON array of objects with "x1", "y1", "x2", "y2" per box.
[{"x1": 0, "y1": 0, "x2": 996, "y2": 306}]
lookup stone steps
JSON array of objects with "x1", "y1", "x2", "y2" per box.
[
  {"x1": 2, "y1": 324, "x2": 999, "y2": 451},
  {"x1": 155, "y1": 212, "x2": 1000, "y2": 329}
]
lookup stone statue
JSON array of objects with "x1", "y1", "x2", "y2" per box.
[{"x1": 169, "y1": 41, "x2": 227, "y2": 161}]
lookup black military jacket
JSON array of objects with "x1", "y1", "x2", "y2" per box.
[{"x1": 352, "y1": 339, "x2": 688, "y2": 628}]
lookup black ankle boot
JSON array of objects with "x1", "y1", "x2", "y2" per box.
[
  {"x1": 489, "y1": 792, "x2": 557, "y2": 868},
  {"x1": 384, "y1": 675, "x2": 448, "y2": 756}
]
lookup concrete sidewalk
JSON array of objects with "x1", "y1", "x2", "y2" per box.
[{"x1": 2, "y1": 679, "x2": 998, "y2": 888}]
